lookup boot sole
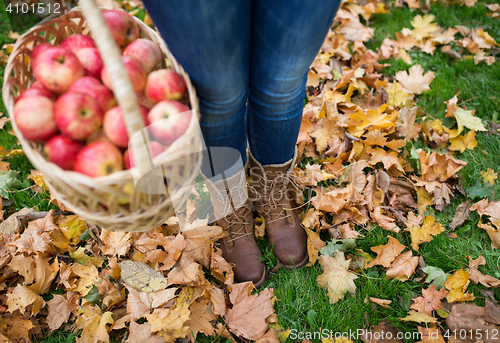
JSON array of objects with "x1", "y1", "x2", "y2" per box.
[
  {"x1": 253, "y1": 265, "x2": 267, "y2": 288},
  {"x1": 281, "y1": 254, "x2": 309, "y2": 270}
]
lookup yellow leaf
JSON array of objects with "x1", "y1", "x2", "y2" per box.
[
  {"x1": 400, "y1": 310, "x2": 438, "y2": 323},
  {"x1": 386, "y1": 82, "x2": 412, "y2": 107},
  {"x1": 386, "y1": 251, "x2": 418, "y2": 281},
  {"x1": 368, "y1": 236, "x2": 405, "y2": 268},
  {"x1": 445, "y1": 269, "x2": 475, "y2": 302},
  {"x1": 411, "y1": 14, "x2": 440, "y2": 41},
  {"x1": 70, "y1": 247, "x2": 104, "y2": 267},
  {"x1": 305, "y1": 227, "x2": 326, "y2": 266},
  {"x1": 76, "y1": 302, "x2": 114, "y2": 343},
  {"x1": 409, "y1": 215, "x2": 444, "y2": 250},
  {"x1": 6, "y1": 284, "x2": 45, "y2": 316},
  {"x1": 56, "y1": 215, "x2": 87, "y2": 245},
  {"x1": 347, "y1": 104, "x2": 397, "y2": 137},
  {"x1": 481, "y1": 168, "x2": 497, "y2": 185},
  {"x1": 311, "y1": 184, "x2": 353, "y2": 213},
  {"x1": 317, "y1": 251, "x2": 358, "y2": 304},
  {"x1": 395, "y1": 65, "x2": 435, "y2": 95}
]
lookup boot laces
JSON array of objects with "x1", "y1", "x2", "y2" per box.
[
  {"x1": 217, "y1": 185, "x2": 252, "y2": 242},
  {"x1": 255, "y1": 172, "x2": 300, "y2": 224}
]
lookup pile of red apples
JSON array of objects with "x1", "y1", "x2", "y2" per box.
[{"x1": 14, "y1": 9, "x2": 191, "y2": 178}]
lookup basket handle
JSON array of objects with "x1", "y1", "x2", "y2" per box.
[{"x1": 79, "y1": 0, "x2": 150, "y2": 176}]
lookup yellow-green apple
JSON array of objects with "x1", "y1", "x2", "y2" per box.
[
  {"x1": 101, "y1": 9, "x2": 140, "y2": 50},
  {"x1": 54, "y1": 93, "x2": 103, "y2": 141},
  {"x1": 147, "y1": 100, "x2": 191, "y2": 145},
  {"x1": 69, "y1": 76, "x2": 116, "y2": 112},
  {"x1": 103, "y1": 105, "x2": 149, "y2": 148},
  {"x1": 101, "y1": 55, "x2": 146, "y2": 93},
  {"x1": 33, "y1": 47, "x2": 84, "y2": 94},
  {"x1": 123, "y1": 38, "x2": 162, "y2": 73},
  {"x1": 30, "y1": 43, "x2": 52, "y2": 67},
  {"x1": 123, "y1": 141, "x2": 164, "y2": 169},
  {"x1": 145, "y1": 69, "x2": 186, "y2": 103},
  {"x1": 76, "y1": 47, "x2": 103, "y2": 79},
  {"x1": 43, "y1": 135, "x2": 83, "y2": 170},
  {"x1": 14, "y1": 96, "x2": 57, "y2": 141},
  {"x1": 74, "y1": 141, "x2": 123, "y2": 177},
  {"x1": 60, "y1": 34, "x2": 95, "y2": 54},
  {"x1": 17, "y1": 83, "x2": 55, "y2": 102}
]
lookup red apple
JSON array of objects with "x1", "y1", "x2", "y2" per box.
[
  {"x1": 101, "y1": 10, "x2": 140, "y2": 49},
  {"x1": 14, "y1": 96, "x2": 57, "y2": 141},
  {"x1": 54, "y1": 93, "x2": 103, "y2": 141},
  {"x1": 17, "y1": 84, "x2": 55, "y2": 102},
  {"x1": 124, "y1": 141, "x2": 164, "y2": 169},
  {"x1": 147, "y1": 100, "x2": 191, "y2": 144},
  {"x1": 43, "y1": 135, "x2": 83, "y2": 170},
  {"x1": 68, "y1": 76, "x2": 116, "y2": 112},
  {"x1": 103, "y1": 105, "x2": 149, "y2": 148},
  {"x1": 60, "y1": 34, "x2": 95, "y2": 55},
  {"x1": 33, "y1": 47, "x2": 84, "y2": 94},
  {"x1": 76, "y1": 47, "x2": 103, "y2": 79},
  {"x1": 74, "y1": 141, "x2": 123, "y2": 177},
  {"x1": 123, "y1": 39, "x2": 162, "y2": 73},
  {"x1": 137, "y1": 91, "x2": 156, "y2": 110},
  {"x1": 30, "y1": 43, "x2": 52, "y2": 67},
  {"x1": 86, "y1": 129, "x2": 113, "y2": 145},
  {"x1": 145, "y1": 69, "x2": 187, "y2": 103},
  {"x1": 101, "y1": 55, "x2": 146, "y2": 93}
]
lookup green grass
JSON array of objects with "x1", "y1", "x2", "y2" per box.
[{"x1": 1, "y1": 0, "x2": 500, "y2": 342}]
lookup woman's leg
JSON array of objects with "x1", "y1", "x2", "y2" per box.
[
  {"x1": 141, "y1": 0, "x2": 251, "y2": 177},
  {"x1": 248, "y1": 0, "x2": 341, "y2": 165}
]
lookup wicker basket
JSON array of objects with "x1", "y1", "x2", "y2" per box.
[{"x1": 2, "y1": 0, "x2": 202, "y2": 232}]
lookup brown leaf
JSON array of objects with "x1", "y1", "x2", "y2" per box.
[
  {"x1": 12, "y1": 211, "x2": 57, "y2": 255},
  {"x1": 167, "y1": 261, "x2": 208, "y2": 287},
  {"x1": 125, "y1": 285, "x2": 177, "y2": 320},
  {"x1": 369, "y1": 297, "x2": 392, "y2": 309},
  {"x1": 310, "y1": 184, "x2": 353, "y2": 213},
  {"x1": 368, "y1": 236, "x2": 405, "y2": 268},
  {"x1": 188, "y1": 300, "x2": 217, "y2": 341},
  {"x1": 0, "y1": 317, "x2": 34, "y2": 343},
  {"x1": 467, "y1": 255, "x2": 500, "y2": 287},
  {"x1": 125, "y1": 322, "x2": 166, "y2": 343},
  {"x1": 119, "y1": 260, "x2": 169, "y2": 292},
  {"x1": 416, "y1": 324, "x2": 445, "y2": 343},
  {"x1": 360, "y1": 321, "x2": 402, "y2": 342},
  {"x1": 449, "y1": 200, "x2": 471, "y2": 230},
  {"x1": 146, "y1": 306, "x2": 191, "y2": 342},
  {"x1": 100, "y1": 230, "x2": 134, "y2": 256},
  {"x1": 371, "y1": 207, "x2": 400, "y2": 233},
  {"x1": 305, "y1": 227, "x2": 325, "y2": 266},
  {"x1": 478, "y1": 221, "x2": 500, "y2": 249},
  {"x1": 180, "y1": 225, "x2": 225, "y2": 268},
  {"x1": 46, "y1": 292, "x2": 79, "y2": 330},
  {"x1": 6, "y1": 284, "x2": 45, "y2": 316},
  {"x1": 226, "y1": 282, "x2": 275, "y2": 341},
  {"x1": 410, "y1": 285, "x2": 448, "y2": 315},
  {"x1": 446, "y1": 302, "x2": 500, "y2": 343},
  {"x1": 386, "y1": 250, "x2": 418, "y2": 281}
]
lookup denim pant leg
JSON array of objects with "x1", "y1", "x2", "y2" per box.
[
  {"x1": 141, "y1": 0, "x2": 251, "y2": 177},
  {"x1": 248, "y1": 0, "x2": 341, "y2": 165}
]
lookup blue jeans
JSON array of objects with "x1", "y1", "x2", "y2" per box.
[{"x1": 142, "y1": 0, "x2": 340, "y2": 173}]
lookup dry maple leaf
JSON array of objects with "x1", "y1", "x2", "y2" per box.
[
  {"x1": 418, "y1": 151, "x2": 467, "y2": 182},
  {"x1": 396, "y1": 107, "x2": 419, "y2": 141},
  {"x1": 481, "y1": 168, "x2": 498, "y2": 185},
  {"x1": 100, "y1": 230, "x2": 134, "y2": 256},
  {"x1": 305, "y1": 227, "x2": 326, "y2": 266},
  {"x1": 180, "y1": 224, "x2": 225, "y2": 268},
  {"x1": 409, "y1": 215, "x2": 444, "y2": 250},
  {"x1": 410, "y1": 285, "x2": 449, "y2": 315},
  {"x1": 6, "y1": 284, "x2": 45, "y2": 316},
  {"x1": 366, "y1": 147, "x2": 405, "y2": 173},
  {"x1": 96, "y1": 278, "x2": 126, "y2": 310},
  {"x1": 411, "y1": 14, "x2": 440, "y2": 41},
  {"x1": 310, "y1": 184, "x2": 353, "y2": 213},
  {"x1": 226, "y1": 282, "x2": 275, "y2": 341},
  {"x1": 125, "y1": 285, "x2": 177, "y2": 320},
  {"x1": 316, "y1": 251, "x2": 358, "y2": 304},
  {"x1": 12, "y1": 211, "x2": 57, "y2": 255},
  {"x1": 125, "y1": 322, "x2": 166, "y2": 343},
  {"x1": 368, "y1": 236, "x2": 405, "y2": 268},
  {"x1": 386, "y1": 251, "x2": 418, "y2": 281},
  {"x1": 210, "y1": 248, "x2": 234, "y2": 286},
  {"x1": 46, "y1": 292, "x2": 79, "y2": 330},
  {"x1": 371, "y1": 207, "x2": 400, "y2": 233},
  {"x1": 448, "y1": 130, "x2": 478, "y2": 153},
  {"x1": 167, "y1": 261, "x2": 208, "y2": 287},
  {"x1": 478, "y1": 221, "x2": 500, "y2": 249},
  {"x1": 467, "y1": 255, "x2": 500, "y2": 287},
  {"x1": 445, "y1": 269, "x2": 475, "y2": 302},
  {"x1": 416, "y1": 324, "x2": 445, "y2": 343},
  {"x1": 446, "y1": 300, "x2": 500, "y2": 343},
  {"x1": 395, "y1": 65, "x2": 435, "y2": 95},
  {"x1": 401, "y1": 310, "x2": 438, "y2": 323},
  {"x1": 449, "y1": 200, "x2": 471, "y2": 230},
  {"x1": 60, "y1": 262, "x2": 99, "y2": 296},
  {"x1": 359, "y1": 321, "x2": 402, "y2": 343},
  {"x1": 188, "y1": 300, "x2": 217, "y2": 341},
  {"x1": 0, "y1": 317, "x2": 33, "y2": 343},
  {"x1": 310, "y1": 118, "x2": 339, "y2": 153},
  {"x1": 76, "y1": 302, "x2": 114, "y2": 343},
  {"x1": 386, "y1": 82, "x2": 412, "y2": 107}
]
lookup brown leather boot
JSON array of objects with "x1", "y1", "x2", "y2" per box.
[
  {"x1": 203, "y1": 168, "x2": 266, "y2": 287},
  {"x1": 249, "y1": 150, "x2": 308, "y2": 269}
]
